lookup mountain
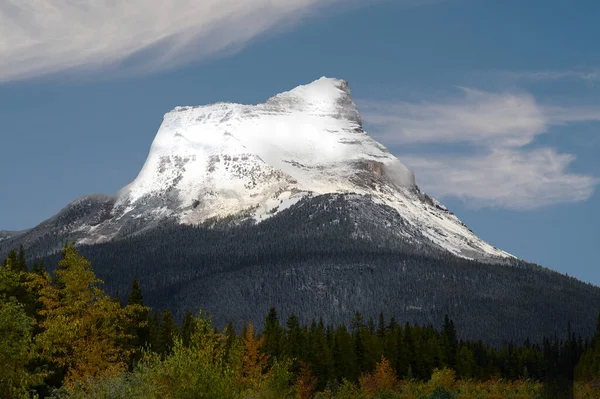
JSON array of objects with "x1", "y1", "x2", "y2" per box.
[
  {"x1": 2, "y1": 77, "x2": 508, "y2": 261},
  {"x1": 1, "y1": 77, "x2": 599, "y2": 345}
]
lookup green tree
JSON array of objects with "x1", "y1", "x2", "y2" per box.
[
  {"x1": 159, "y1": 310, "x2": 179, "y2": 356},
  {"x1": 352, "y1": 312, "x2": 365, "y2": 372},
  {"x1": 307, "y1": 319, "x2": 333, "y2": 389},
  {"x1": 285, "y1": 313, "x2": 304, "y2": 373},
  {"x1": 31, "y1": 244, "x2": 133, "y2": 389},
  {"x1": 125, "y1": 278, "x2": 150, "y2": 365},
  {"x1": 456, "y1": 345, "x2": 476, "y2": 378},
  {"x1": 575, "y1": 311, "x2": 600, "y2": 382},
  {"x1": 263, "y1": 307, "x2": 283, "y2": 362},
  {"x1": 127, "y1": 278, "x2": 144, "y2": 306},
  {"x1": 441, "y1": 314, "x2": 458, "y2": 367},
  {"x1": 333, "y1": 325, "x2": 358, "y2": 382},
  {"x1": 181, "y1": 310, "x2": 197, "y2": 348},
  {"x1": 17, "y1": 245, "x2": 27, "y2": 273},
  {"x1": 0, "y1": 297, "x2": 41, "y2": 398}
]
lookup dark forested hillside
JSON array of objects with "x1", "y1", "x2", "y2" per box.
[{"x1": 30, "y1": 194, "x2": 600, "y2": 347}]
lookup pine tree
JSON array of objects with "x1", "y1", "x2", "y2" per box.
[
  {"x1": 30, "y1": 244, "x2": 133, "y2": 388},
  {"x1": 242, "y1": 322, "x2": 269, "y2": 389},
  {"x1": 575, "y1": 310, "x2": 600, "y2": 382},
  {"x1": 224, "y1": 321, "x2": 237, "y2": 361},
  {"x1": 181, "y1": 310, "x2": 196, "y2": 347},
  {"x1": 307, "y1": 318, "x2": 333, "y2": 389},
  {"x1": 442, "y1": 314, "x2": 458, "y2": 367},
  {"x1": 285, "y1": 313, "x2": 303, "y2": 374},
  {"x1": 17, "y1": 245, "x2": 27, "y2": 273},
  {"x1": 31, "y1": 260, "x2": 41, "y2": 274},
  {"x1": 127, "y1": 278, "x2": 144, "y2": 306},
  {"x1": 368, "y1": 317, "x2": 375, "y2": 335},
  {"x1": 125, "y1": 278, "x2": 150, "y2": 358},
  {"x1": 148, "y1": 311, "x2": 160, "y2": 351},
  {"x1": 333, "y1": 325, "x2": 357, "y2": 382},
  {"x1": 5, "y1": 249, "x2": 17, "y2": 269},
  {"x1": 263, "y1": 307, "x2": 282, "y2": 361},
  {"x1": 456, "y1": 345, "x2": 476, "y2": 378},
  {"x1": 159, "y1": 310, "x2": 178, "y2": 356},
  {"x1": 350, "y1": 311, "x2": 366, "y2": 373},
  {"x1": 401, "y1": 323, "x2": 416, "y2": 379}
]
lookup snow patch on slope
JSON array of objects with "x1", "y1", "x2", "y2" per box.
[{"x1": 105, "y1": 77, "x2": 511, "y2": 260}]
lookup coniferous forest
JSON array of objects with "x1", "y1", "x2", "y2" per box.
[
  {"x1": 6, "y1": 194, "x2": 598, "y2": 351},
  {"x1": 1, "y1": 245, "x2": 599, "y2": 398}
]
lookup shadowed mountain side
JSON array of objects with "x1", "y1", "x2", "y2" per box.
[{"x1": 37, "y1": 194, "x2": 600, "y2": 347}]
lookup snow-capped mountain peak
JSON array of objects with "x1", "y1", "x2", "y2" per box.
[
  {"x1": 108, "y1": 77, "x2": 510, "y2": 260},
  {"x1": 6, "y1": 77, "x2": 509, "y2": 261},
  {"x1": 117, "y1": 77, "x2": 415, "y2": 218}
]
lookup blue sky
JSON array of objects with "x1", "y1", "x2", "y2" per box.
[{"x1": 1, "y1": 0, "x2": 599, "y2": 284}]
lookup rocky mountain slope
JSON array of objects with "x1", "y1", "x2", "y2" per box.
[{"x1": 1, "y1": 78, "x2": 510, "y2": 261}]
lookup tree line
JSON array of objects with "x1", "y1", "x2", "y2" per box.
[{"x1": 1, "y1": 245, "x2": 599, "y2": 398}]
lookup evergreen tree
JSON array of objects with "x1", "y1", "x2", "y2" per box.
[
  {"x1": 0, "y1": 297, "x2": 41, "y2": 397},
  {"x1": 126, "y1": 278, "x2": 150, "y2": 357},
  {"x1": 575, "y1": 310, "x2": 600, "y2": 382},
  {"x1": 31, "y1": 260, "x2": 41, "y2": 274},
  {"x1": 17, "y1": 245, "x2": 27, "y2": 273},
  {"x1": 127, "y1": 278, "x2": 144, "y2": 306},
  {"x1": 401, "y1": 323, "x2": 417, "y2": 379},
  {"x1": 368, "y1": 317, "x2": 375, "y2": 335},
  {"x1": 181, "y1": 310, "x2": 196, "y2": 347},
  {"x1": 5, "y1": 249, "x2": 17, "y2": 269},
  {"x1": 30, "y1": 244, "x2": 133, "y2": 388},
  {"x1": 158, "y1": 310, "x2": 178, "y2": 356},
  {"x1": 333, "y1": 325, "x2": 357, "y2": 382},
  {"x1": 353, "y1": 312, "x2": 366, "y2": 372},
  {"x1": 147, "y1": 310, "x2": 160, "y2": 351},
  {"x1": 262, "y1": 307, "x2": 282, "y2": 361},
  {"x1": 307, "y1": 318, "x2": 333, "y2": 389},
  {"x1": 285, "y1": 313, "x2": 303, "y2": 373},
  {"x1": 456, "y1": 345, "x2": 476, "y2": 378},
  {"x1": 224, "y1": 321, "x2": 237, "y2": 361},
  {"x1": 442, "y1": 314, "x2": 458, "y2": 367}
]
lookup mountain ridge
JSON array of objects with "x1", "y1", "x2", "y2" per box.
[{"x1": 0, "y1": 77, "x2": 511, "y2": 261}]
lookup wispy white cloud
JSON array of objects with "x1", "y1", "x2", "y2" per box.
[
  {"x1": 359, "y1": 89, "x2": 600, "y2": 209},
  {"x1": 360, "y1": 89, "x2": 547, "y2": 147},
  {"x1": 0, "y1": 0, "x2": 347, "y2": 82},
  {"x1": 402, "y1": 149, "x2": 598, "y2": 210}
]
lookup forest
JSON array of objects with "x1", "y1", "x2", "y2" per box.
[
  {"x1": 5, "y1": 193, "x2": 594, "y2": 349},
  {"x1": 3, "y1": 194, "x2": 600, "y2": 349},
  {"x1": 1, "y1": 244, "x2": 599, "y2": 398}
]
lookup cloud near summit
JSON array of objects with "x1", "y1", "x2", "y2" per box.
[
  {"x1": 0, "y1": 0, "x2": 344, "y2": 82},
  {"x1": 360, "y1": 89, "x2": 600, "y2": 210}
]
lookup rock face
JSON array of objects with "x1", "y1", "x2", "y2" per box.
[{"x1": 0, "y1": 77, "x2": 511, "y2": 261}]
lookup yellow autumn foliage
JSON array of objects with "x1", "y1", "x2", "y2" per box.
[{"x1": 29, "y1": 245, "x2": 135, "y2": 390}]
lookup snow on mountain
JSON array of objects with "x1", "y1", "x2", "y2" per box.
[
  {"x1": 109, "y1": 77, "x2": 510, "y2": 260},
  {"x1": 0, "y1": 77, "x2": 511, "y2": 261}
]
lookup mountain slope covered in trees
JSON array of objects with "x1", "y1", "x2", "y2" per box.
[
  {"x1": 3, "y1": 246, "x2": 597, "y2": 398},
  {"x1": 31, "y1": 194, "x2": 600, "y2": 347}
]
